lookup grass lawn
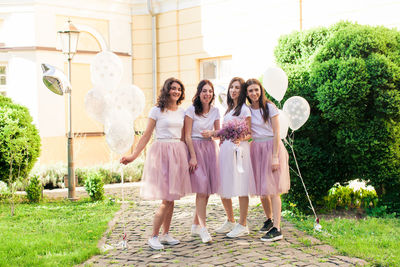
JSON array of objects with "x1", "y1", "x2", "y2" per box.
[
  {"x1": 0, "y1": 198, "x2": 120, "y2": 267},
  {"x1": 285, "y1": 213, "x2": 400, "y2": 266}
]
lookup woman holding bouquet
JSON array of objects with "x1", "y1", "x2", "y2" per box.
[
  {"x1": 185, "y1": 80, "x2": 220, "y2": 243},
  {"x1": 120, "y1": 77, "x2": 191, "y2": 250},
  {"x1": 246, "y1": 78, "x2": 290, "y2": 242},
  {"x1": 215, "y1": 77, "x2": 256, "y2": 238}
]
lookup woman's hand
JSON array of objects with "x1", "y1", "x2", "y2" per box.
[
  {"x1": 201, "y1": 130, "x2": 214, "y2": 138},
  {"x1": 120, "y1": 154, "x2": 136, "y2": 165},
  {"x1": 189, "y1": 157, "x2": 197, "y2": 173},
  {"x1": 272, "y1": 156, "x2": 279, "y2": 171},
  {"x1": 232, "y1": 138, "x2": 240, "y2": 145}
]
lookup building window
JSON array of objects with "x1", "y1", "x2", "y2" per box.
[
  {"x1": 199, "y1": 57, "x2": 232, "y2": 87},
  {"x1": 0, "y1": 64, "x2": 6, "y2": 96}
]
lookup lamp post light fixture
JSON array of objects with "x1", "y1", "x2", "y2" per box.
[{"x1": 58, "y1": 20, "x2": 80, "y2": 200}]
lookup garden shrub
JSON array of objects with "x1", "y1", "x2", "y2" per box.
[
  {"x1": 0, "y1": 180, "x2": 10, "y2": 200},
  {"x1": 31, "y1": 159, "x2": 144, "y2": 189},
  {"x1": 25, "y1": 175, "x2": 42, "y2": 203},
  {"x1": 275, "y1": 21, "x2": 400, "y2": 213},
  {"x1": 0, "y1": 95, "x2": 41, "y2": 184},
  {"x1": 323, "y1": 184, "x2": 378, "y2": 211},
  {"x1": 84, "y1": 172, "x2": 105, "y2": 201},
  {"x1": 30, "y1": 162, "x2": 66, "y2": 189}
]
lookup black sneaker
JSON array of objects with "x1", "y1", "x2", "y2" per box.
[
  {"x1": 260, "y1": 227, "x2": 283, "y2": 242},
  {"x1": 259, "y1": 219, "x2": 273, "y2": 233}
]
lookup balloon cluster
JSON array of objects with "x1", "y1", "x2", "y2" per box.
[
  {"x1": 263, "y1": 67, "x2": 310, "y2": 137},
  {"x1": 85, "y1": 51, "x2": 145, "y2": 155}
]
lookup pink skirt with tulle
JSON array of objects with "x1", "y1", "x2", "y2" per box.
[
  {"x1": 189, "y1": 139, "x2": 220, "y2": 195},
  {"x1": 250, "y1": 139, "x2": 290, "y2": 196},
  {"x1": 140, "y1": 140, "x2": 192, "y2": 201}
]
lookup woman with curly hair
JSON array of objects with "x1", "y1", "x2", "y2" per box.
[
  {"x1": 121, "y1": 77, "x2": 191, "y2": 250},
  {"x1": 185, "y1": 79, "x2": 220, "y2": 243}
]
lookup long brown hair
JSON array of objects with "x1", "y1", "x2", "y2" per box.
[
  {"x1": 192, "y1": 80, "x2": 215, "y2": 115},
  {"x1": 245, "y1": 78, "x2": 272, "y2": 123},
  {"x1": 226, "y1": 77, "x2": 246, "y2": 116},
  {"x1": 156, "y1": 77, "x2": 185, "y2": 112}
]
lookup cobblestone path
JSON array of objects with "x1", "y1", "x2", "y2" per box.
[{"x1": 63, "y1": 184, "x2": 367, "y2": 267}]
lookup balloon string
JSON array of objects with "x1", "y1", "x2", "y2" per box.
[{"x1": 286, "y1": 132, "x2": 319, "y2": 223}]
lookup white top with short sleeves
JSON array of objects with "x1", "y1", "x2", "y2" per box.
[
  {"x1": 250, "y1": 103, "x2": 279, "y2": 138},
  {"x1": 148, "y1": 106, "x2": 185, "y2": 139},
  {"x1": 185, "y1": 105, "x2": 220, "y2": 138},
  {"x1": 223, "y1": 104, "x2": 251, "y2": 124}
]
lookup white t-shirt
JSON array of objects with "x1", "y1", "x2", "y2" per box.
[
  {"x1": 148, "y1": 106, "x2": 185, "y2": 139},
  {"x1": 223, "y1": 104, "x2": 251, "y2": 124},
  {"x1": 250, "y1": 103, "x2": 279, "y2": 138},
  {"x1": 185, "y1": 105, "x2": 220, "y2": 138}
]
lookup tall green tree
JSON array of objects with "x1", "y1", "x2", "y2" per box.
[{"x1": 275, "y1": 22, "x2": 400, "y2": 213}]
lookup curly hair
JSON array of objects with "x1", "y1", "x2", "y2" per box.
[
  {"x1": 226, "y1": 77, "x2": 247, "y2": 116},
  {"x1": 156, "y1": 77, "x2": 185, "y2": 112},
  {"x1": 245, "y1": 78, "x2": 273, "y2": 123},
  {"x1": 192, "y1": 80, "x2": 215, "y2": 115}
]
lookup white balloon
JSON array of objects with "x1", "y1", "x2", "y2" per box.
[
  {"x1": 90, "y1": 51, "x2": 123, "y2": 91},
  {"x1": 264, "y1": 67, "x2": 288, "y2": 102},
  {"x1": 112, "y1": 84, "x2": 146, "y2": 120},
  {"x1": 278, "y1": 109, "x2": 290, "y2": 139},
  {"x1": 283, "y1": 96, "x2": 310, "y2": 130},
  {"x1": 104, "y1": 109, "x2": 134, "y2": 155},
  {"x1": 84, "y1": 86, "x2": 109, "y2": 123}
]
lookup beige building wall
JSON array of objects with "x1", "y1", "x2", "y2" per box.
[
  {"x1": 131, "y1": 14, "x2": 153, "y2": 130},
  {"x1": 40, "y1": 15, "x2": 129, "y2": 166},
  {"x1": 132, "y1": 6, "x2": 212, "y2": 130}
]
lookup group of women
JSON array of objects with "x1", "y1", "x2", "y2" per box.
[{"x1": 120, "y1": 77, "x2": 290, "y2": 250}]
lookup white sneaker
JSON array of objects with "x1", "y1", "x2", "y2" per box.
[
  {"x1": 199, "y1": 227, "x2": 212, "y2": 243},
  {"x1": 215, "y1": 220, "x2": 235, "y2": 233},
  {"x1": 148, "y1": 236, "x2": 164, "y2": 250},
  {"x1": 159, "y1": 233, "x2": 180, "y2": 245},
  {"x1": 191, "y1": 224, "x2": 200, "y2": 236},
  {"x1": 226, "y1": 223, "x2": 249, "y2": 238}
]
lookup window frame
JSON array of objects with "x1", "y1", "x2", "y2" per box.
[{"x1": 199, "y1": 56, "x2": 232, "y2": 86}]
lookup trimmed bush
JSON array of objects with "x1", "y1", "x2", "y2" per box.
[
  {"x1": 30, "y1": 159, "x2": 144, "y2": 189},
  {"x1": 25, "y1": 175, "x2": 42, "y2": 203},
  {"x1": 84, "y1": 172, "x2": 104, "y2": 201},
  {"x1": 275, "y1": 21, "x2": 400, "y2": 213},
  {"x1": 0, "y1": 95, "x2": 41, "y2": 184},
  {"x1": 323, "y1": 184, "x2": 378, "y2": 211}
]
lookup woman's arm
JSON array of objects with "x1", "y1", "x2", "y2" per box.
[
  {"x1": 120, "y1": 118, "x2": 156, "y2": 165},
  {"x1": 243, "y1": 116, "x2": 252, "y2": 141},
  {"x1": 184, "y1": 115, "x2": 197, "y2": 173},
  {"x1": 270, "y1": 115, "x2": 281, "y2": 171},
  {"x1": 201, "y1": 119, "x2": 221, "y2": 139}
]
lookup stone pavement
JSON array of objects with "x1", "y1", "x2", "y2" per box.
[{"x1": 61, "y1": 184, "x2": 367, "y2": 267}]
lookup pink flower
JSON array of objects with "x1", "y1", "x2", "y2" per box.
[{"x1": 216, "y1": 119, "x2": 250, "y2": 141}]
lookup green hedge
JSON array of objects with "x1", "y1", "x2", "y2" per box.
[
  {"x1": 275, "y1": 21, "x2": 400, "y2": 213},
  {"x1": 0, "y1": 95, "x2": 41, "y2": 184}
]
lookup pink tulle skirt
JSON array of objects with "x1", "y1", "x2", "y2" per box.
[
  {"x1": 189, "y1": 139, "x2": 220, "y2": 195},
  {"x1": 140, "y1": 140, "x2": 192, "y2": 201},
  {"x1": 250, "y1": 139, "x2": 290, "y2": 196}
]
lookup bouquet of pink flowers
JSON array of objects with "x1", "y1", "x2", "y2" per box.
[{"x1": 216, "y1": 119, "x2": 250, "y2": 142}]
